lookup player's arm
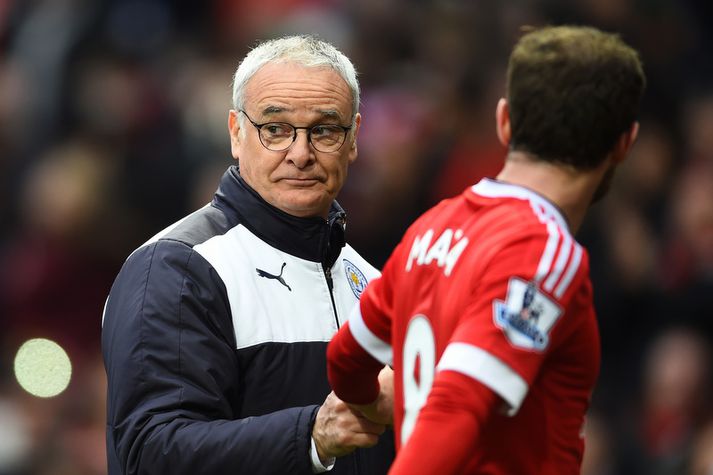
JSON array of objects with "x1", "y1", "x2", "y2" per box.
[
  {"x1": 388, "y1": 371, "x2": 501, "y2": 475},
  {"x1": 327, "y1": 253, "x2": 399, "y2": 425},
  {"x1": 327, "y1": 315, "x2": 393, "y2": 425},
  {"x1": 350, "y1": 365, "x2": 394, "y2": 426}
]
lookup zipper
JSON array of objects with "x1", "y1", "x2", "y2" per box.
[{"x1": 324, "y1": 265, "x2": 340, "y2": 330}]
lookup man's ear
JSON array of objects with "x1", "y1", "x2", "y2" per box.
[
  {"x1": 612, "y1": 121, "x2": 640, "y2": 164},
  {"x1": 495, "y1": 98, "x2": 511, "y2": 147},
  {"x1": 228, "y1": 110, "x2": 241, "y2": 160},
  {"x1": 624, "y1": 121, "x2": 640, "y2": 154},
  {"x1": 347, "y1": 113, "x2": 361, "y2": 164}
]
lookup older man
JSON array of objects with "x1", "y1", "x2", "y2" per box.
[{"x1": 102, "y1": 36, "x2": 394, "y2": 474}]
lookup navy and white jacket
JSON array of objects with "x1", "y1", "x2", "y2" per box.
[{"x1": 102, "y1": 166, "x2": 395, "y2": 475}]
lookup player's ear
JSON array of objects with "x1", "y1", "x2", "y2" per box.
[
  {"x1": 625, "y1": 121, "x2": 639, "y2": 151},
  {"x1": 611, "y1": 121, "x2": 640, "y2": 164},
  {"x1": 496, "y1": 98, "x2": 511, "y2": 147},
  {"x1": 228, "y1": 110, "x2": 241, "y2": 160},
  {"x1": 347, "y1": 113, "x2": 361, "y2": 164}
]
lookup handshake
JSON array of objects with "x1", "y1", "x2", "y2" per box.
[{"x1": 312, "y1": 366, "x2": 394, "y2": 463}]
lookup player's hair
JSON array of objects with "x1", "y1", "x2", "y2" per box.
[
  {"x1": 506, "y1": 25, "x2": 646, "y2": 169},
  {"x1": 232, "y1": 35, "x2": 360, "y2": 122}
]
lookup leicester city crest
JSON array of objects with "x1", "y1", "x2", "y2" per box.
[{"x1": 343, "y1": 259, "x2": 368, "y2": 299}]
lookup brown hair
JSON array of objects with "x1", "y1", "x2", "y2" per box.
[{"x1": 507, "y1": 25, "x2": 646, "y2": 169}]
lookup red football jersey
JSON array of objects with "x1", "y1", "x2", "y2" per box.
[{"x1": 328, "y1": 179, "x2": 600, "y2": 474}]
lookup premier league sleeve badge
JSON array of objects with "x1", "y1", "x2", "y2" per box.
[{"x1": 493, "y1": 278, "x2": 563, "y2": 351}]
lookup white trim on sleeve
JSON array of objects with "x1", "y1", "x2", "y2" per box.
[
  {"x1": 347, "y1": 305, "x2": 393, "y2": 366},
  {"x1": 437, "y1": 342, "x2": 529, "y2": 416}
]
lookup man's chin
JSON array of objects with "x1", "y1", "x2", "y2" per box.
[{"x1": 276, "y1": 190, "x2": 331, "y2": 218}]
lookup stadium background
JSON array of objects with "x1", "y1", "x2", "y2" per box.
[{"x1": 1, "y1": 0, "x2": 712, "y2": 473}]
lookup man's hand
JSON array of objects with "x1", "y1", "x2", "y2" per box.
[
  {"x1": 313, "y1": 391, "x2": 386, "y2": 463},
  {"x1": 349, "y1": 366, "x2": 394, "y2": 426}
]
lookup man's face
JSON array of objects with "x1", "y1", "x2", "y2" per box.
[{"x1": 229, "y1": 62, "x2": 360, "y2": 218}]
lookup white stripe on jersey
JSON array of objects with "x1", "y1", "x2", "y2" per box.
[
  {"x1": 471, "y1": 179, "x2": 584, "y2": 299},
  {"x1": 348, "y1": 304, "x2": 394, "y2": 366},
  {"x1": 555, "y1": 244, "x2": 583, "y2": 298},
  {"x1": 544, "y1": 231, "x2": 573, "y2": 293},
  {"x1": 437, "y1": 342, "x2": 529, "y2": 416},
  {"x1": 534, "y1": 220, "x2": 560, "y2": 283}
]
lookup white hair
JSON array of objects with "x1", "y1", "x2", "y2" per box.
[{"x1": 232, "y1": 35, "x2": 360, "y2": 123}]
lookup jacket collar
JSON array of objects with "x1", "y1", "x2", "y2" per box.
[{"x1": 213, "y1": 166, "x2": 346, "y2": 267}]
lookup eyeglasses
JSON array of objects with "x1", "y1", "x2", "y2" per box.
[{"x1": 239, "y1": 110, "x2": 353, "y2": 153}]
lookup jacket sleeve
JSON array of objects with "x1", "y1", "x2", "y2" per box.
[{"x1": 102, "y1": 239, "x2": 318, "y2": 475}]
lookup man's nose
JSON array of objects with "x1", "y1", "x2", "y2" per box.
[{"x1": 285, "y1": 129, "x2": 314, "y2": 167}]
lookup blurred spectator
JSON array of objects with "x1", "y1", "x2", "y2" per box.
[
  {"x1": 664, "y1": 164, "x2": 713, "y2": 288},
  {"x1": 683, "y1": 93, "x2": 713, "y2": 165},
  {"x1": 616, "y1": 328, "x2": 713, "y2": 474},
  {"x1": 581, "y1": 412, "x2": 616, "y2": 475},
  {"x1": 0, "y1": 139, "x2": 119, "y2": 365},
  {"x1": 339, "y1": 71, "x2": 442, "y2": 265},
  {"x1": 659, "y1": 162, "x2": 713, "y2": 343},
  {"x1": 691, "y1": 422, "x2": 713, "y2": 475},
  {"x1": 0, "y1": 355, "x2": 107, "y2": 475}
]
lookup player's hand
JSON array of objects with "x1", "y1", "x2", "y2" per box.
[
  {"x1": 349, "y1": 366, "x2": 394, "y2": 426},
  {"x1": 313, "y1": 391, "x2": 386, "y2": 463}
]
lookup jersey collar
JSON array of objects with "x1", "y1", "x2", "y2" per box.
[{"x1": 471, "y1": 178, "x2": 570, "y2": 231}]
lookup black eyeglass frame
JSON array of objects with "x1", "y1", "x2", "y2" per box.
[{"x1": 239, "y1": 109, "x2": 353, "y2": 153}]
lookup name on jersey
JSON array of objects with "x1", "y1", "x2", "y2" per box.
[{"x1": 405, "y1": 228, "x2": 469, "y2": 276}]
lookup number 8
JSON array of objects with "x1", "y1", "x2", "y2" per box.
[{"x1": 401, "y1": 315, "x2": 435, "y2": 445}]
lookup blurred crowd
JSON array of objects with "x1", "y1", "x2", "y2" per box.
[{"x1": 0, "y1": 0, "x2": 712, "y2": 474}]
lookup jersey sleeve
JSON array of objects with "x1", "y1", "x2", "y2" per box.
[
  {"x1": 439, "y1": 224, "x2": 592, "y2": 415},
  {"x1": 387, "y1": 371, "x2": 499, "y2": 475}
]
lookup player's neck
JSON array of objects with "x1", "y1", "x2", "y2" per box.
[{"x1": 496, "y1": 151, "x2": 611, "y2": 234}]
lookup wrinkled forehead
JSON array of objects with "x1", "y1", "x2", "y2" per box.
[{"x1": 244, "y1": 62, "x2": 354, "y2": 118}]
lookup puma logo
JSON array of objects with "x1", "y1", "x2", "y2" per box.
[{"x1": 256, "y1": 262, "x2": 292, "y2": 291}]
